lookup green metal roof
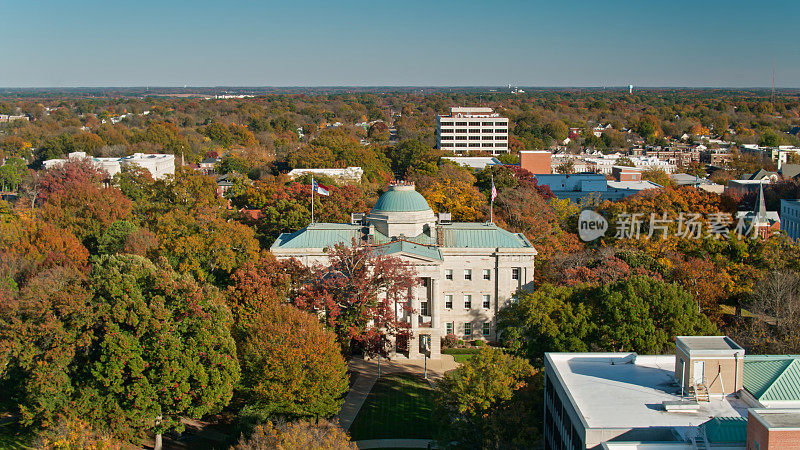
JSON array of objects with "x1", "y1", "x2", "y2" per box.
[
  {"x1": 440, "y1": 223, "x2": 534, "y2": 249},
  {"x1": 372, "y1": 241, "x2": 443, "y2": 260},
  {"x1": 271, "y1": 222, "x2": 534, "y2": 251},
  {"x1": 271, "y1": 223, "x2": 360, "y2": 249},
  {"x1": 701, "y1": 417, "x2": 747, "y2": 443},
  {"x1": 743, "y1": 355, "x2": 800, "y2": 402},
  {"x1": 372, "y1": 189, "x2": 432, "y2": 212}
]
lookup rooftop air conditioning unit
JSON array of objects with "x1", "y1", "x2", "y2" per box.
[
  {"x1": 351, "y1": 213, "x2": 365, "y2": 225},
  {"x1": 438, "y1": 212, "x2": 452, "y2": 225}
]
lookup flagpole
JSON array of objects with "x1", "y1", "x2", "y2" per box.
[
  {"x1": 490, "y1": 174, "x2": 494, "y2": 224},
  {"x1": 311, "y1": 175, "x2": 315, "y2": 225}
]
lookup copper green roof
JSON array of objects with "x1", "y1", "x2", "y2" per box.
[
  {"x1": 440, "y1": 223, "x2": 534, "y2": 249},
  {"x1": 271, "y1": 222, "x2": 534, "y2": 251},
  {"x1": 372, "y1": 188, "x2": 432, "y2": 212},
  {"x1": 271, "y1": 223, "x2": 360, "y2": 249},
  {"x1": 701, "y1": 417, "x2": 747, "y2": 443},
  {"x1": 373, "y1": 241, "x2": 442, "y2": 260},
  {"x1": 743, "y1": 355, "x2": 800, "y2": 402}
]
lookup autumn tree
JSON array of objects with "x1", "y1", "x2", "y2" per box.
[
  {"x1": 435, "y1": 347, "x2": 539, "y2": 448},
  {"x1": 234, "y1": 420, "x2": 355, "y2": 450},
  {"x1": 293, "y1": 241, "x2": 419, "y2": 352},
  {"x1": 0, "y1": 157, "x2": 27, "y2": 191},
  {"x1": 0, "y1": 255, "x2": 241, "y2": 447},
  {"x1": 236, "y1": 304, "x2": 348, "y2": 422}
]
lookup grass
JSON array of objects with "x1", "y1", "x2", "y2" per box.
[
  {"x1": 348, "y1": 374, "x2": 436, "y2": 441},
  {"x1": 442, "y1": 347, "x2": 483, "y2": 364}
]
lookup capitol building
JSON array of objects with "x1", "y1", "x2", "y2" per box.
[{"x1": 270, "y1": 182, "x2": 536, "y2": 359}]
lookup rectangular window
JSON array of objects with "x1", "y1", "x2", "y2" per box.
[
  {"x1": 483, "y1": 323, "x2": 490, "y2": 336},
  {"x1": 469, "y1": 143, "x2": 480, "y2": 147},
  {"x1": 420, "y1": 301, "x2": 429, "y2": 316},
  {"x1": 482, "y1": 122, "x2": 494, "y2": 126},
  {"x1": 495, "y1": 129, "x2": 507, "y2": 133},
  {"x1": 445, "y1": 294, "x2": 453, "y2": 309},
  {"x1": 482, "y1": 135, "x2": 493, "y2": 140},
  {"x1": 440, "y1": 136, "x2": 453, "y2": 140},
  {"x1": 464, "y1": 294, "x2": 472, "y2": 309},
  {"x1": 469, "y1": 129, "x2": 481, "y2": 133},
  {"x1": 464, "y1": 269, "x2": 472, "y2": 280},
  {"x1": 512, "y1": 268, "x2": 521, "y2": 280},
  {"x1": 469, "y1": 136, "x2": 481, "y2": 140},
  {"x1": 483, "y1": 269, "x2": 491, "y2": 280},
  {"x1": 445, "y1": 269, "x2": 453, "y2": 280},
  {"x1": 455, "y1": 121, "x2": 467, "y2": 126},
  {"x1": 464, "y1": 322, "x2": 472, "y2": 336},
  {"x1": 483, "y1": 294, "x2": 491, "y2": 308},
  {"x1": 469, "y1": 121, "x2": 480, "y2": 126},
  {"x1": 482, "y1": 143, "x2": 493, "y2": 147},
  {"x1": 446, "y1": 322, "x2": 454, "y2": 335}
]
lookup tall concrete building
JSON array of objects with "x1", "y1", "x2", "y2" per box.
[
  {"x1": 436, "y1": 107, "x2": 509, "y2": 155},
  {"x1": 270, "y1": 182, "x2": 536, "y2": 359}
]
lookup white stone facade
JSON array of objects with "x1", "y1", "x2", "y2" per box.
[{"x1": 270, "y1": 183, "x2": 536, "y2": 359}]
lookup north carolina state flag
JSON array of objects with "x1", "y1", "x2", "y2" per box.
[{"x1": 312, "y1": 178, "x2": 330, "y2": 196}]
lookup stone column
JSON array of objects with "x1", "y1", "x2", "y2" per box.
[{"x1": 430, "y1": 278, "x2": 440, "y2": 329}]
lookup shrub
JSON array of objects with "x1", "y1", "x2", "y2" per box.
[
  {"x1": 441, "y1": 333, "x2": 458, "y2": 348},
  {"x1": 473, "y1": 339, "x2": 484, "y2": 347},
  {"x1": 457, "y1": 339, "x2": 465, "y2": 347}
]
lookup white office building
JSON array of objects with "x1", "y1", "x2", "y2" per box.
[
  {"x1": 270, "y1": 182, "x2": 536, "y2": 359},
  {"x1": 43, "y1": 151, "x2": 175, "y2": 180},
  {"x1": 436, "y1": 107, "x2": 509, "y2": 155}
]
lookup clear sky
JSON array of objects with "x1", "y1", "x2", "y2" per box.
[{"x1": 1, "y1": 0, "x2": 798, "y2": 88}]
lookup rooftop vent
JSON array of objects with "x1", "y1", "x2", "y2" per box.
[{"x1": 438, "y1": 212, "x2": 452, "y2": 225}]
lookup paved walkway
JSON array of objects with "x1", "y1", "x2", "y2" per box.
[
  {"x1": 336, "y1": 354, "x2": 459, "y2": 430},
  {"x1": 354, "y1": 438, "x2": 434, "y2": 449}
]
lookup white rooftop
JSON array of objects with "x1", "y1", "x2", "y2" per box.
[
  {"x1": 547, "y1": 353, "x2": 748, "y2": 430},
  {"x1": 442, "y1": 156, "x2": 501, "y2": 171},
  {"x1": 607, "y1": 180, "x2": 662, "y2": 190}
]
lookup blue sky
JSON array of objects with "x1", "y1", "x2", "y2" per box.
[{"x1": 1, "y1": 0, "x2": 798, "y2": 87}]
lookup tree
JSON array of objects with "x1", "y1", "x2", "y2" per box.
[
  {"x1": 236, "y1": 304, "x2": 348, "y2": 421},
  {"x1": 594, "y1": 276, "x2": 718, "y2": 354},
  {"x1": 641, "y1": 168, "x2": 671, "y2": 187},
  {"x1": 293, "y1": 241, "x2": 419, "y2": 352},
  {"x1": 555, "y1": 159, "x2": 575, "y2": 174},
  {"x1": 498, "y1": 284, "x2": 596, "y2": 363},
  {"x1": 367, "y1": 121, "x2": 389, "y2": 140},
  {"x1": 234, "y1": 420, "x2": 355, "y2": 450},
  {"x1": 0, "y1": 157, "x2": 27, "y2": 191},
  {"x1": 434, "y1": 347, "x2": 538, "y2": 448},
  {"x1": 386, "y1": 140, "x2": 439, "y2": 177},
  {"x1": 615, "y1": 157, "x2": 635, "y2": 167},
  {"x1": 0, "y1": 256, "x2": 241, "y2": 447}
]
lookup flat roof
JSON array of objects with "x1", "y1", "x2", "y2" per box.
[
  {"x1": 676, "y1": 336, "x2": 743, "y2": 352},
  {"x1": 546, "y1": 353, "x2": 748, "y2": 431},
  {"x1": 751, "y1": 409, "x2": 800, "y2": 429}
]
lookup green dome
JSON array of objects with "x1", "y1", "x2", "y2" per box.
[{"x1": 372, "y1": 186, "x2": 432, "y2": 212}]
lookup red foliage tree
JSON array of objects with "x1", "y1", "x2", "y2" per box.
[{"x1": 292, "y1": 241, "x2": 419, "y2": 353}]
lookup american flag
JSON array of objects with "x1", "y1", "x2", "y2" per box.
[{"x1": 490, "y1": 178, "x2": 497, "y2": 202}]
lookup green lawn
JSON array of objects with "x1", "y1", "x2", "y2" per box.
[
  {"x1": 348, "y1": 374, "x2": 436, "y2": 441},
  {"x1": 442, "y1": 347, "x2": 482, "y2": 364}
]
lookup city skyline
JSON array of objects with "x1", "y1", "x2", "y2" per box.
[{"x1": 1, "y1": 0, "x2": 798, "y2": 88}]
